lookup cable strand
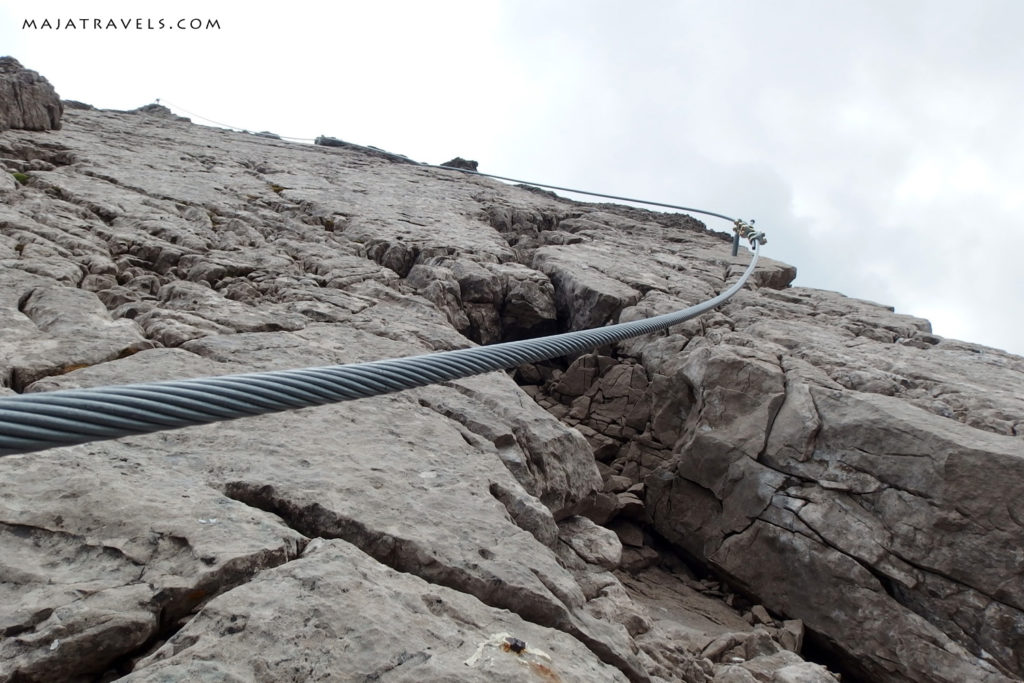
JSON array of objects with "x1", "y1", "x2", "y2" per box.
[{"x1": 0, "y1": 244, "x2": 761, "y2": 456}]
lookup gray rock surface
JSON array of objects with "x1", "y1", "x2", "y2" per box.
[
  {"x1": 521, "y1": 218, "x2": 1024, "y2": 681},
  {"x1": 123, "y1": 539, "x2": 629, "y2": 682},
  {"x1": 2, "y1": 70, "x2": 1020, "y2": 682},
  {"x1": 0, "y1": 101, "x2": 828, "y2": 682},
  {"x1": 441, "y1": 156, "x2": 479, "y2": 171},
  {"x1": 0, "y1": 57, "x2": 63, "y2": 131}
]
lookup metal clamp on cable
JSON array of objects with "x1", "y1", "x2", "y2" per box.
[{"x1": 732, "y1": 219, "x2": 766, "y2": 255}]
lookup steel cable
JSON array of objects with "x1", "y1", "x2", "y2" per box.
[
  {"x1": 8, "y1": 99, "x2": 768, "y2": 456},
  {"x1": 0, "y1": 242, "x2": 761, "y2": 457}
]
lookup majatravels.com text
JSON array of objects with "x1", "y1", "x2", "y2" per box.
[{"x1": 22, "y1": 18, "x2": 221, "y2": 31}]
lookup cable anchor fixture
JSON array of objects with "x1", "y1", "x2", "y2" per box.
[{"x1": 732, "y1": 219, "x2": 766, "y2": 256}]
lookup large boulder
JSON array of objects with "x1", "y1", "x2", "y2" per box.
[{"x1": 0, "y1": 57, "x2": 63, "y2": 131}]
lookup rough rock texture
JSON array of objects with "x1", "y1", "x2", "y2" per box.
[
  {"x1": 122, "y1": 539, "x2": 629, "y2": 682},
  {"x1": 524, "y1": 240, "x2": 1024, "y2": 680},
  {"x1": 2, "y1": 73, "x2": 1021, "y2": 682},
  {"x1": 0, "y1": 102, "x2": 842, "y2": 682},
  {"x1": 441, "y1": 156, "x2": 480, "y2": 171},
  {"x1": 0, "y1": 57, "x2": 63, "y2": 131}
]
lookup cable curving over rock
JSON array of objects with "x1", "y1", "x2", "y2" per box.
[{"x1": 0, "y1": 243, "x2": 761, "y2": 457}]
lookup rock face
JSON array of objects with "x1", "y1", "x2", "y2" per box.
[
  {"x1": 1, "y1": 73, "x2": 1020, "y2": 683},
  {"x1": 0, "y1": 99, "x2": 837, "y2": 683},
  {"x1": 0, "y1": 57, "x2": 63, "y2": 131}
]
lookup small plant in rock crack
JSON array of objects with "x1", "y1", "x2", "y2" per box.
[{"x1": 11, "y1": 172, "x2": 30, "y2": 185}]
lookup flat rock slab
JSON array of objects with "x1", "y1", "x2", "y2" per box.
[
  {"x1": 0, "y1": 443, "x2": 306, "y2": 680},
  {"x1": 123, "y1": 538, "x2": 629, "y2": 682}
]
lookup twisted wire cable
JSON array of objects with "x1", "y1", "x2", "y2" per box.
[{"x1": 0, "y1": 243, "x2": 761, "y2": 457}]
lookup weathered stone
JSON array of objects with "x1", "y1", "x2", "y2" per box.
[
  {"x1": 125, "y1": 539, "x2": 628, "y2": 682},
  {"x1": 314, "y1": 135, "x2": 346, "y2": 147},
  {"x1": 617, "y1": 492, "x2": 647, "y2": 520},
  {"x1": 559, "y1": 516, "x2": 623, "y2": 570},
  {"x1": 555, "y1": 354, "x2": 612, "y2": 398},
  {"x1": 493, "y1": 261, "x2": 558, "y2": 339},
  {"x1": 0, "y1": 273, "x2": 153, "y2": 390},
  {"x1": 738, "y1": 651, "x2": 829, "y2": 681},
  {"x1": 573, "y1": 491, "x2": 623, "y2": 526},
  {"x1": 771, "y1": 663, "x2": 840, "y2": 683},
  {"x1": 440, "y1": 156, "x2": 479, "y2": 171},
  {"x1": 451, "y1": 259, "x2": 501, "y2": 303},
  {"x1": 751, "y1": 605, "x2": 773, "y2": 626},
  {"x1": 619, "y1": 545, "x2": 660, "y2": 573},
  {"x1": 777, "y1": 620, "x2": 804, "y2": 654},
  {"x1": 131, "y1": 103, "x2": 189, "y2": 121},
  {"x1": 534, "y1": 245, "x2": 641, "y2": 330},
  {"x1": 744, "y1": 627, "x2": 782, "y2": 658},
  {"x1": 0, "y1": 421, "x2": 307, "y2": 679},
  {"x1": 6, "y1": 74, "x2": 1019, "y2": 683},
  {"x1": 405, "y1": 263, "x2": 471, "y2": 332},
  {"x1": 714, "y1": 666, "x2": 760, "y2": 682},
  {"x1": 605, "y1": 474, "x2": 634, "y2": 493},
  {"x1": 0, "y1": 57, "x2": 63, "y2": 131},
  {"x1": 62, "y1": 99, "x2": 94, "y2": 111}
]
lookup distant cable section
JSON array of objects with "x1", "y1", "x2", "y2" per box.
[
  {"x1": 155, "y1": 99, "x2": 755, "y2": 227},
  {"x1": 0, "y1": 103, "x2": 767, "y2": 456}
]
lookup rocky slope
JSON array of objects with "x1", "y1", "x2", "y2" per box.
[{"x1": 1, "y1": 62, "x2": 1022, "y2": 682}]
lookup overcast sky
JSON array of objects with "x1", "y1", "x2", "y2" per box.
[{"x1": 3, "y1": 1, "x2": 1022, "y2": 355}]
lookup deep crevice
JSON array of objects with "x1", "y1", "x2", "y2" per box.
[
  {"x1": 220, "y1": 481, "x2": 649, "y2": 682},
  {"x1": 512, "y1": 337, "x2": 861, "y2": 681},
  {"x1": 0, "y1": 519, "x2": 306, "y2": 682},
  {"x1": 222, "y1": 481, "x2": 559, "y2": 622},
  {"x1": 701, "y1": 516, "x2": 872, "y2": 683},
  {"x1": 100, "y1": 536, "x2": 308, "y2": 680}
]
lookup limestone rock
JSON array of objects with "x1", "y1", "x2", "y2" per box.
[
  {"x1": 131, "y1": 103, "x2": 189, "y2": 122},
  {"x1": 0, "y1": 57, "x2": 63, "y2": 131},
  {"x1": 0, "y1": 427, "x2": 307, "y2": 680},
  {"x1": 534, "y1": 245, "x2": 641, "y2": 330},
  {"x1": 4, "y1": 71, "x2": 1019, "y2": 683},
  {"x1": 497, "y1": 179, "x2": 1024, "y2": 680},
  {"x1": 559, "y1": 515, "x2": 623, "y2": 569},
  {"x1": 0, "y1": 272, "x2": 154, "y2": 390},
  {"x1": 124, "y1": 539, "x2": 629, "y2": 682},
  {"x1": 62, "y1": 99, "x2": 95, "y2": 111},
  {"x1": 314, "y1": 135, "x2": 346, "y2": 147},
  {"x1": 441, "y1": 156, "x2": 479, "y2": 171}
]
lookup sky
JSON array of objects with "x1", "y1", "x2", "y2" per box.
[{"x1": 3, "y1": 1, "x2": 1022, "y2": 356}]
